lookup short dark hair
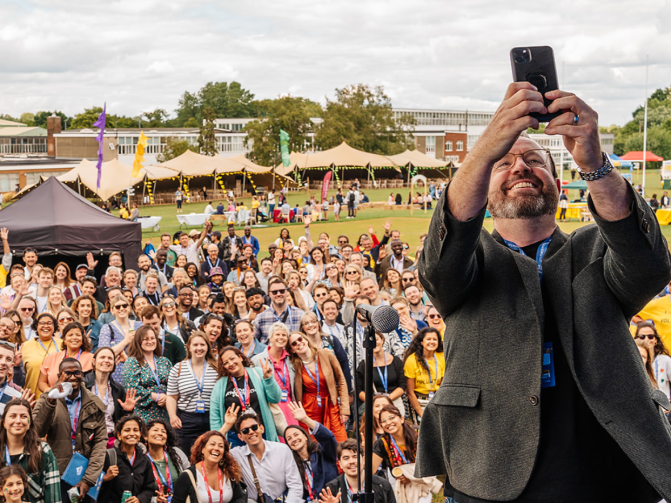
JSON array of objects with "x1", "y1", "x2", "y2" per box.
[
  {"x1": 322, "y1": 299, "x2": 338, "y2": 310},
  {"x1": 210, "y1": 293, "x2": 227, "y2": 307},
  {"x1": 337, "y1": 439, "x2": 360, "y2": 459},
  {"x1": 245, "y1": 287, "x2": 265, "y2": 299},
  {"x1": 268, "y1": 277, "x2": 287, "y2": 290},
  {"x1": 261, "y1": 257, "x2": 272, "y2": 265},
  {"x1": 140, "y1": 305, "x2": 161, "y2": 320},
  {"x1": 115, "y1": 414, "x2": 147, "y2": 438},
  {"x1": 234, "y1": 411, "x2": 260, "y2": 433},
  {"x1": 58, "y1": 357, "x2": 82, "y2": 372}
]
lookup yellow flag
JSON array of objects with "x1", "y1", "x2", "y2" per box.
[{"x1": 132, "y1": 131, "x2": 149, "y2": 177}]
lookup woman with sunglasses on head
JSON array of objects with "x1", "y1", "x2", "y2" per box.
[
  {"x1": 199, "y1": 314, "x2": 230, "y2": 360},
  {"x1": 99, "y1": 294, "x2": 143, "y2": 382},
  {"x1": 123, "y1": 326, "x2": 173, "y2": 423},
  {"x1": 83, "y1": 347, "x2": 138, "y2": 447},
  {"x1": 21, "y1": 313, "x2": 61, "y2": 398},
  {"x1": 286, "y1": 332, "x2": 349, "y2": 442},
  {"x1": 210, "y1": 346, "x2": 281, "y2": 448},
  {"x1": 166, "y1": 332, "x2": 219, "y2": 455},
  {"x1": 0, "y1": 399, "x2": 61, "y2": 503},
  {"x1": 100, "y1": 415, "x2": 159, "y2": 503},
  {"x1": 316, "y1": 263, "x2": 341, "y2": 289},
  {"x1": 37, "y1": 321, "x2": 93, "y2": 392},
  {"x1": 172, "y1": 431, "x2": 246, "y2": 503},
  {"x1": 283, "y1": 401, "x2": 338, "y2": 502},
  {"x1": 233, "y1": 321, "x2": 266, "y2": 359},
  {"x1": 160, "y1": 297, "x2": 196, "y2": 346},
  {"x1": 635, "y1": 321, "x2": 671, "y2": 399},
  {"x1": 144, "y1": 419, "x2": 190, "y2": 502}
]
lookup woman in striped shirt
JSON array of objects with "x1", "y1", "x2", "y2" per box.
[{"x1": 166, "y1": 332, "x2": 219, "y2": 455}]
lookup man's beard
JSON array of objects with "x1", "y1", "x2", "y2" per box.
[{"x1": 488, "y1": 174, "x2": 559, "y2": 219}]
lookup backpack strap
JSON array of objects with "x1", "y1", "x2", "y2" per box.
[
  {"x1": 185, "y1": 468, "x2": 202, "y2": 503},
  {"x1": 247, "y1": 455, "x2": 265, "y2": 502},
  {"x1": 106, "y1": 448, "x2": 117, "y2": 467}
]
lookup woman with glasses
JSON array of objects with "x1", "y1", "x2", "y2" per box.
[
  {"x1": 210, "y1": 345, "x2": 281, "y2": 447},
  {"x1": 635, "y1": 321, "x2": 671, "y2": 399},
  {"x1": 99, "y1": 295, "x2": 143, "y2": 382},
  {"x1": 166, "y1": 332, "x2": 219, "y2": 454},
  {"x1": 44, "y1": 287, "x2": 66, "y2": 318},
  {"x1": 230, "y1": 288, "x2": 249, "y2": 321},
  {"x1": 3, "y1": 311, "x2": 24, "y2": 346},
  {"x1": 97, "y1": 286, "x2": 125, "y2": 326},
  {"x1": 286, "y1": 332, "x2": 349, "y2": 442},
  {"x1": 83, "y1": 347, "x2": 138, "y2": 446},
  {"x1": 160, "y1": 297, "x2": 195, "y2": 346},
  {"x1": 37, "y1": 321, "x2": 93, "y2": 392},
  {"x1": 71, "y1": 294, "x2": 99, "y2": 337},
  {"x1": 234, "y1": 320, "x2": 266, "y2": 359},
  {"x1": 199, "y1": 314, "x2": 229, "y2": 359},
  {"x1": 371, "y1": 404, "x2": 420, "y2": 487},
  {"x1": 55, "y1": 307, "x2": 77, "y2": 337},
  {"x1": 343, "y1": 264, "x2": 363, "y2": 285},
  {"x1": 404, "y1": 327, "x2": 444, "y2": 424},
  {"x1": 425, "y1": 306, "x2": 445, "y2": 338},
  {"x1": 123, "y1": 325, "x2": 173, "y2": 423},
  {"x1": 0, "y1": 398, "x2": 61, "y2": 503},
  {"x1": 21, "y1": 313, "x2": 61, "y2": 398}
]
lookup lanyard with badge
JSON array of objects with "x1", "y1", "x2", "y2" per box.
[
  {"x1": 273, "y1": 358, "x2": 290, "y2": 403},
  {"x1": 304, "y1": 460, "x2": 315, "y2": 502},
  {"x1": 231, "y1": 371, "x2": 251, "y2": 411},
  {"x1": 503, "y1": 236, "x2": 556, "y2": 389},
  {"x1": 148, "y1": 356, "x2": 163, "y2": 397},
  {"x1": 389, "y1": 435, "x2": 408, "y2": 465},
  {"x1": 376, "y1": 354, "x2": 389, "y2": 393},
  {"x1": 188, "y1": 360, "x2": 208, "y2": 413},
  {"x1": 200, "y1": 463, "x2": 223, "y2": 503},
  {"x1": 0, "y1": 382, "x2": 8, "y2": 404},
  {"x1": 304, "y1": 361, "x2": 322, "y2": 407},
  {"x1": 148, "y1": 451, "x2": 173, "y2": 501},
  {"x1": 424, "y1": 354, "x2": 438, "y2": 399},
  {"x1": 71, "y1": 400, "x2": 82, "y2": 451}
]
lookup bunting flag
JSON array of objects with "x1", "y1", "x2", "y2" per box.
[
  {"x1": 279, "y1": 129, "x2": 291, "y2": 167},
  {"x1": 92, "y1": 104, "x2": 107, "y2": 189},
  {"x1": 132, "y1": 131, "x2": 149, "y2": 177}
]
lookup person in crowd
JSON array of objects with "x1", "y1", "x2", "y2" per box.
[
  {"x1": 379, "y1": 269, "x2": 402, "y2": 297},
  {"x1": 243, "y1": 288, "x2": 266, "y2": 324},
  {"x1": 144, "y1": 419, "x2": 190, "y2": 502},
  {"x1": 287, "y1": 271, "x2": 314, "y2": 311},
  {"x1": 54, "y1": 308, "x2": 75, "y2": 337},
  {"x1": 376, "y1": 241, "x2": 413, "y2": 283},
  {"x1": 318, "y1": 264, "x2": 341, "y2": 289},
  {"x1": 172, "y1": 431, "x2": 246, "y2": 503},
  {"x1": 357, "y1": 331, "x2": 406, "y2": 416},
  {"x1": 284, "y1": 401, "x2": 338, "y2": 502},
  {"x1": 207, "y1": 268, "x2": 226, "y2": 294},
  {"x1": 251, "y1": 322, "x2": 297, "y2": 432},
  {"x1": 239, "y1": 245, "x2": 258, "y2": 273},
  {"x1": 140, "y1": 306, "x2": 187, "y2": 366},
  {"x1": 150, "y1": 249, "x2": 174, "y2": 284},
  {"x1": 156, "y1": 235, "x2": 178, "y2": 268},
  {"x1": 98, "y1": 293, "x2": 143, "y2": 381},
  {"x1": 306, "y1": 248, "x2": 327, "y2": 283},
  {"x1": 0, "y1": 398, "x2": 62, "y2": 503},
  {"x1": 234, "y1": 320, "x2": 266, "y2": 359},
  {"x1": 241, "y1": 270, "x2": 261, "y2": 291},
  {"x1": 321, "y1": 439, "x2": 395, "y2": 503},
  {"x1": 99, "y1": 415, "x2": 156, "y2": 503},
  {"x1": 21, "y1": 313, "x2": 62, "y2": 398},
  {"x1": 33, "y1": 358, "x2": 107, "y2": 503},
  {"x1": 166, "y1": 332, "x2": 219, "y2": 455},
  {"x1": 359, "y1": 394, "x2": 395, "y2": 451},
  {"x1": 44, "y1": 288, "x2": 67, "y2": 319},
  {"x1": 390, "y1": 297, "x2": 426, "y2": 349},
  {"x1": 286, "y1": 333, "x2": 349, "y2": 442},
  {"x1": 254, "y1": 278, "x2": 305, "y2": 344},
  {"x1": 403, "y1": 285, "x2": 426, "y2": 323},
  {"x1": 209, "y1": 346, "x2": 281, "y2": 447},
  {"x1": 196, "y1": 285, "x2": 212, "y2": 314},
  {"x1": 38, "y1": 322, "x2": 93, "y2": 392},
  {"x1": 321, "y1": 299, "x2": 345, "y2": 346},
  {"x1": 199, "y1": 313, "x2": 229, "y2": 359},
  {"x1": 0, "y1": 340, "x2": 27, "y2": 405},
  {"x1": 255, "y1": 258, "x2": 274, "y2": 293},
  {"x1": 0, "y1": 465, "x2": 28, "y2": 503},
  {"x1": 53, "y1": 263, "x2": 74, "y2": 294},
  {"x1": 176, "y1": 285, "x2": 204, "y2": 322},
  {"x1": 221, "y1": 283, "x2": 236, "y2": 314},
  {"x1": 160, "y1": 297, "x2": 195, "y2": 346},
  {"x1": 71, "y1": 295, "x2": 99, "y2": 336},
  {"x1": 122, "y1": 326, "x2": 173, "y2": 423},
  {"x1": 201, "y1": 244, "x2": 227, "y2": 282},
  {"x1": 2, "y1": 312, "x2": 24, "y2": 347},
  {"x1": 230, "y1": 288, "x2": 249, "y2": 321},
  {"x1": 403, "y1": 327, "x2": 443, "y2": 423},
  {"x1": 185, "y1": 263, "x2": 206, "y2": 288},
  {"x1": 175, "y1": 255, "x2": 188, "y2": 270},
  {"x1": 122, "y1": 270, "x2": 140, "y2": 298},
  {"x1": 424, "y1": 306, "x2": 444, "y2": 338},
  {"x1": 84, "y1": 347, "x2": 137, "y2": 447},
  {"x1": 241, "y1": 227, "x2": 260, "y2": 257},
  {"x1": 170, "y1": 227, "x2": 208, "y2": 267},
  {"x1": 226, "y1": 257, "x2": 249, "y2": 286},
  {"x1": 635, "y1": 338, "x2": 659, "y2": 389},
  {"x1": 635, "y1": 321, "x2": 671, "y2": 399},
  {"x1": 371, "y1": 404, "x2": 417, "y2": 480}
]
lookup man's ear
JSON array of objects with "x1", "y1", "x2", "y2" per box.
[{"x1": 556, "y1": 179, "x2": 561, "y2": 192}]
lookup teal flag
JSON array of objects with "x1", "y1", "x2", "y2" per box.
[{"x1": 280, "y1": 129, "x2": 291, "y2": 167}]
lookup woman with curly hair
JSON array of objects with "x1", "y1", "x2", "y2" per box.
[
  {"x1": 0, "y1": 399, "x2": 60, "y2": 503},
  {"x1": 71, "y1": 294, "x2": 99, "y2": 335},
  {"x1": 172, "y1": 431, "x2": 246, "y2": 503},
  {"x1": 635, "y1": 321, "x2": 671, "y2": 398},
  {"x1": 403, "y1": 327, "x2": 444, "y2": 423},
  {"x1": 144, "y1": 419, "x2": 190, "y2": 500},
  {"x1": 37, "y1": 321, "x2": 94, "y2": 392},
  {"x1": 209, "y1": 346, "x2": 281, "y2": 447}
]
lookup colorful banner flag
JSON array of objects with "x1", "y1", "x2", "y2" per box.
[
  {"x1": 132, "y1": 131, "x2": 149, "y2": 177},
  {"x1": 92, "y1": 104, "x2": 106, "y2": 189},
  {"x1": 321, "y1": 170, "x2": 332, "y2": 202},
  {"x1": 280, "y1": 129, "x2": 291, "y2": 167}
]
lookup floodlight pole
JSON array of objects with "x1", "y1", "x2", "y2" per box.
[{"x1": 642, "y1": 55, "x2": 649, "y2": 197}]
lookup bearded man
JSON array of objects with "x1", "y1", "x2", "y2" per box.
[{"x1": 416, "y1": 82, "x2": 671, "y2": 502}]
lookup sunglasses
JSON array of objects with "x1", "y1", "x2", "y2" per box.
[
  {"x1": 314, "y1": 292, "x2": 328, "y2": 298},
  {"x1": 20, "y1": 307, "x2": 35, "y2": 312},
  {"x1": 162, "y1": 302, "x2": 176, "y2": 308},
  {"x1": 637, "y1": 334, "x2": 656, "y2": 340},
  {"x1": 59, "y1": 316, "x2": 74, "y2": 323},
  {"x1": 60, "y1": 370, "x2": 83, "y2": 378},
  {"x1": 346, "y1": 271, "x2": 358, "y2": 275},
  {"x1": 0, "y1": 341, "x2": 16, "y2": 350},
  {"x1": 427, "y1": 314, "x2": 442, "y2": 319},
  {"x1": 239, "y1": 424, "x2": 259, "y2": 435},
  {"x1": 270, "y1": 289, "x2": 286, "y2": 295},
  {"x1": 115, "y1": 304, "x2": 129, "y2": 310},
  {"x1": 402, "y1": 278, "x2": 414, "y2": 282},
  {"x1": 290, "y1": 336, "x2": 305, "y2": 347},
  {"x1": 37, "y1": 321, "x2": 54, "y2": 327}
]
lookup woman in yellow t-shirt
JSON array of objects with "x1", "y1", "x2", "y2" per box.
[{"x1": 404, "y1": 327, "x2": 444, "y2": 424}]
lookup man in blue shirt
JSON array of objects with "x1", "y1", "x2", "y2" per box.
[{"x1": 241, "y1": 226, "x2": 260, "y2": 256}]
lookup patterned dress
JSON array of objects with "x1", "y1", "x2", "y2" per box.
[{"x1": 122, "y1": 355, "x2": 172, "y2": 423}]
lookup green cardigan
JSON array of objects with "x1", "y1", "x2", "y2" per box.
[{"x1": 210, "y1": 366, "x2": 282, "y2": 442}]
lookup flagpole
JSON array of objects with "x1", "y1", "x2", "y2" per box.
[{"x1": 642, "y1": 55, "x2": 649, "y2": 197}]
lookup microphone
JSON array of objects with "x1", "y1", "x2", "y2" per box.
[{"x1": 355, "y1": 304, "x2": 400, "y2": 333}]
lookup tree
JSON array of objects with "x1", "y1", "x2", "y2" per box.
[
  {"x1": 19, "y1": 113, "x2": 35, "y2": 126},
  {"x1": 173, "y1": 82, "x2": 257, "y2": 126},
  {"x1": 198, "y1": 107, "x2": 217, "y2": 156},
  {"x1": 142, "y1": 109, "x2": 169, "y2": 128},
  {"x1": 0, "y1": 114, "x2": 20, "y2": 123},
  {"x1": 175, "y1": 91, "x2": 201, "y2": 127},
  {"x1": 70, "y1": 107, "x2": 109, "y2": 129},
  {"x1": 244, "y1": 96, "x2": 321, "y2": 166},
  {"x1": 32, "y1": 111, "x2": 71, "y2": 129},
  {"x1": 315, "y1": 84, "x2": 414, "y2": 155},
  {"x1": 156, "y1": 137, "x2": 199, "y2": 162}
]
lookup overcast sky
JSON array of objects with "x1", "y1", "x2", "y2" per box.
[{"x1": 1, "y1": 0, "x2": 670, "y2": 127}]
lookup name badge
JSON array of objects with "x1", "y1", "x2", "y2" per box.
[
  {"x1": 316, "y1": 395, "x2": 322, "y2": 407},
  {"x1": 195, "y1": 400, "x2": 206, "y2": 413},
  {"x1": 428, "y1": 391, "x2": 435, "y2": 400},
  {"x1": 281, "y1": 390, "x2": 289, "y2": 402},
  {"x1": 541, "y1": 342, "x2": 556, "y2": 388}
]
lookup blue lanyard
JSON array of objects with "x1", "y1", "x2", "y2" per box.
[
  {"x1": 147, "y1": 452, "x2": 173, "y2": 495},
  {"x1": 0, "y1": 382, "x2": 8, "y2": 403},
  {"x1": 207, "y1": 257, "x2": 220, "y2": 269},
  {"x1": 148, "y1": 357, "x2": 163, "y2": 389},
  {"x1": 304, "y1": 361, "x2": 320, "y2": 400},
  {"x1": 389, "y1": 435, "x2": 408, "y2": 464},
  {"x1": 4, "y1": 445, "x2": 12, "y2": 466},
  {"x1": 274, "y1": 359, "x2": 289, "y2": 389},
  {"x1": 655, "y1": 358, "x2": 659, "y2": 381},
  {"x1": 188, "y1": 360, "x2": 208, "y2": 397},
  {"x1": 503, "y1": 237, "x2": 552, "y2": 281},
  {"x1": 376, "y1": 354, "x2": 389, "y2": 393},
  {"x1": 245, "y1": 340, "x2": 257, "y2": 358},
  {"x1": 425, "y1": 354, "x2": 438, "y2": 388},
  {"x1": 38, "y1": 337, "x2": 57, "y2": 354}
]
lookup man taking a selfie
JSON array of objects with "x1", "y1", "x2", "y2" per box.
[{"x1": 416, "y1": 82, "x2": 671, "y2": 502}]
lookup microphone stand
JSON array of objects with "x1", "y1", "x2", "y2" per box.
[{"x1": 362, "y1": 322, "x2": 376, "y2": 503}]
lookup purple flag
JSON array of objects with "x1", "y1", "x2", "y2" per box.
[{"x1": 92, "y1": 104, "x2": 106, "y2": 189}]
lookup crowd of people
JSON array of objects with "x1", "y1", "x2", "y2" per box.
[{"x1": 0, "y1": 216, "x2": 449, "y2": 503}]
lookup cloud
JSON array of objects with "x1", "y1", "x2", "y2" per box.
[{"x1": 0, "y1": 0, "x2": 670, "y2": 126}]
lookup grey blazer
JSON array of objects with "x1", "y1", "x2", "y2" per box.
[{"x1": 416, "y1": 186, "x2": 671, "y2": 501}]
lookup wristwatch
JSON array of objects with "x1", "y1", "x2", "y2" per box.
[{"x1": 577, "y1": 152, "x2": 614, "y2": 182}]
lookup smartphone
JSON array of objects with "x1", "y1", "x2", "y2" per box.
[{"x1": 510, "y1": 46, "x2": 562, "y2": 122}]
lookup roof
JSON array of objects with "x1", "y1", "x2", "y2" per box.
[
  {"x1": 278, "y1": 142, "x2": 397, "y2": 170},
  {"x1": 620, "y1": 151, "x2": 665, "y2": 162},
  {"x1": 0, "y1": 119, "x2": 26, "y2": 128},
  {"x1": 388, "y1": 149, "x2": 448, "y2": 168},
  {"x1": 0, "y1": 127, "x2": 47, "y2": 137},
  {"x1": 57, "y1": 159, "x2": 145, "y2": 201}
]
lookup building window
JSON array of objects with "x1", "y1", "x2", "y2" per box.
[
  {"x1": 456, "y1": 141, "x2": 464, "y2": 151},
  {"x1": 24, "y1": 171, "x2": 68, "y2": 186},
  {"x1": 0, "y1": 173, "x2": 19, "y2": 192},
  {"x1": 145, "y1": 137, "x2": 166, "y2": 154},
  {"x1": 217, "y1": 136, "x2": 245, "y2": 152},
  {"x1": 117, "y1": 137, "x2": 137, "y2": 155},
  {"x1": 445, "y1": 141, "x2": 453, "y2": 152},
  {"x1": 425, "y1": 136, "x2": 435, "y2": 153}
]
